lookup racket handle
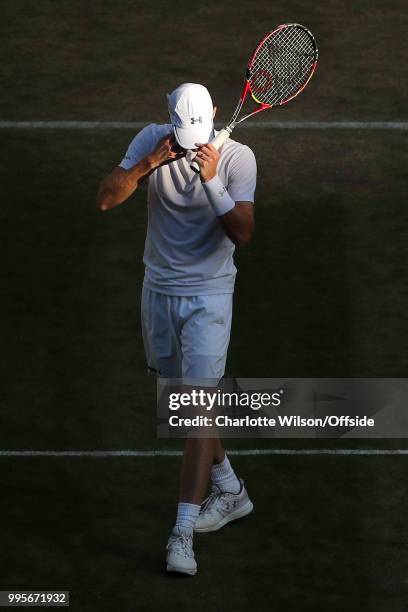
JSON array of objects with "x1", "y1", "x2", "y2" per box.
[{"x1": 190, "y1": 127, "x2": 232, "y2": 173}]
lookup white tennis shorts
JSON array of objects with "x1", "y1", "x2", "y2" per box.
[{"x1": 141, "y1": 287, "x2": 233, "y2": 382}]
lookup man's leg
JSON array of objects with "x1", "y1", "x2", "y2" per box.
[
  {"x1": 214, "y1": 437, "x2": 226, "y2": 464},
  {"x1": 166, "y1": 294, "x2": 252, "y2": 573},
  {"x1": 141, "y1": 289, "x2": 199, "y2": 573},
  {"x1": 179, "y1": 438, "x2": 217, "y2": 504},
  {"x1": 191, "y1": 422, "x2": 252, "y2": 535},
  {"x1": 167, "y1": 439, "x2": 217, "y2": 576},
  {"x1": 177, "y1": 294, "x2": 232, "y2": 503},
  {"x1": 194, "y1": 439, "x2": 253, "y2": 533},
  {"x1": 176, "y1": 425, "x2": 251, "y2": 536},
  {"x1": 180, "y1": 437, "x2": 240, "y2": 499}
]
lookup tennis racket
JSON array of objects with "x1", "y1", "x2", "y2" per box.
[{"x1": 191, "y1": 23, "x2": 318, "y2": 173}]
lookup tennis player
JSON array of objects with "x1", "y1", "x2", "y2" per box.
[{"x1": 96, "y1": 83, "x2": 256, "y2": 576}]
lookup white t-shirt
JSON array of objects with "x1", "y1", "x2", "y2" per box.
[{"x1": 119, "y1": 123, "x2": 257, "y2": 296}]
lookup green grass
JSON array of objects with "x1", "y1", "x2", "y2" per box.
[
  {"x1": 1, "y1": 455, "x2": 408, "y2": 611},
  {"x1": 1, "y1": 0, "x2": 407, "y2": 121},
  {"x1": 1, "y1": 1, "x2": 408, "y2": 609}
]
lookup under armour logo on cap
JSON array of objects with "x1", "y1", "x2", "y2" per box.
[{"x1": 190, "y1": 117, "x2": 203, "y2": 124}]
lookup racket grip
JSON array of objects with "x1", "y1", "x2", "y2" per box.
[
  {"x1": 190, "y1": 127, "x2": 232, "y2": 173},
  {"x1": 211, "y1": 127, "x2": 233, "y2": 148}
]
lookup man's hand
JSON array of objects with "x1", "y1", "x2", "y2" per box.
[
  {"x1": 148, "y1": 133, "x2": 186, "y2": 169},
  {"x1": 194, "y1": 143, "x2": 220, "y2": 183}
]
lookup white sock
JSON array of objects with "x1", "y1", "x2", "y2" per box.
[
  {"x1": 211, "y1": 456, "x2": 241, "y2": 494},
  {"x1": 173, "y1": 502, "x2": 201, "y2": 535}
]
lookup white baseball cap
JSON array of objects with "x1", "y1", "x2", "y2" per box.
[{"x1": 166, "y1": 83, "x2": 214, "y2": 150}]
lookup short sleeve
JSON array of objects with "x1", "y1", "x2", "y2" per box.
[
  {"x1": 118, "y1": 124, "x2": 169, "y2": 170},
  {"x1": 227, "y1": 145, "x2": 257, "y2": 203}
]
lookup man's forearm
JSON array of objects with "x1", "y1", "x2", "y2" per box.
[
  {"x1": 201, "y1": 175, "x2": 254, "y2": 247},
  {"x1": 217, "y1": 206, "x2": 254, "y2": 247},
  {"x1": 98, "y1": 132, "x2": 185, "y2": 211},
  {"x1": 97, "y1": 155, "x2": 154, "y2": 211}
]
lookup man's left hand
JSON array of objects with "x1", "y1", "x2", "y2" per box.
[{"x1": 194, "y1": 143, "x2": 220, "y2": 182}]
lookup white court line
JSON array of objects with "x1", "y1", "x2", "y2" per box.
[
  {"x1": 0, "y1": 121, "x2": 407, "y2": 130},
  {"x1": 0, "y1": 449, "x2": 407, "y2": 457}
]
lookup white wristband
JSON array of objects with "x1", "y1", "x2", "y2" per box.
[{"x1": 201, "y1": 175, "x2": 235, "y2": 217}]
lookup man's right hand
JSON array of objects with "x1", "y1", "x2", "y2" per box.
[
  {"x1": 147, "y1": 133, "x2": 186, "y2": 169},
  {"x1": 97, "y1": 133, "x2": 186, "y2": 212}
]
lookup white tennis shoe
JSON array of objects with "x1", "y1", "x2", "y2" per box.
[
  {"x1": 194, "y1": 479, "x2": 253, "y2": 533},
  {"x1": 166, "y1": 528, "x2": 197, "y2": 576}
]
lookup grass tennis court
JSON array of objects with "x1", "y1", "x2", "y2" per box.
[{"x1": 1, "y1": 1, "x2": 408, "y2": 610}]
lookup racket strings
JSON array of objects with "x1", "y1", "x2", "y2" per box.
[{"x1": 249, "y1": 26, "x2": 316, "y2": 106}]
